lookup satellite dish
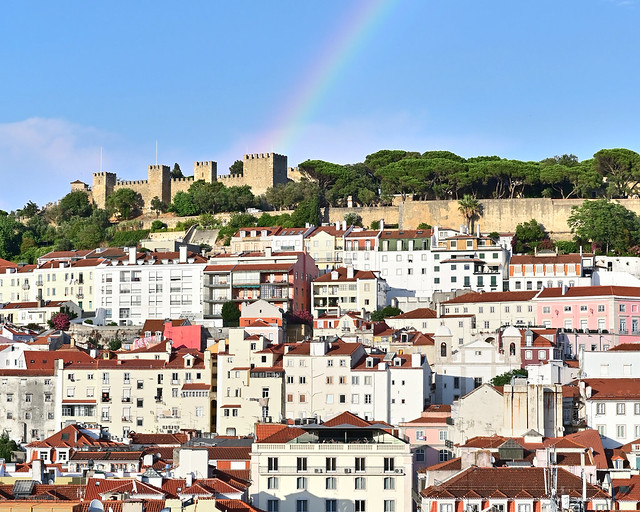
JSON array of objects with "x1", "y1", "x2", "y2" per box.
[
  {"x1": 89, "y1": 499, "x2": 104, "y2": 512},
  {"x1": 160, "y1": 508, "x2": 171, "y2": 512}
]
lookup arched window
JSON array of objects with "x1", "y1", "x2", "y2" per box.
[
  {"x1": 509, "y1": 343, "x2": 516, "y2": 356},
  {"x1": 440, "y1": 342, "x2": 447, "y2": 357}
]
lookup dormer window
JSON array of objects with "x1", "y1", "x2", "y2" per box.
[
  {"x1": 525, "y1": 332, "x2": 533, "y2": 347},
  {"x1": 394, "y1": 358, "x2": 401, "y2": 366},
  {"x1": 366, "y1": 358, "x2": 373, "y2": 368}
]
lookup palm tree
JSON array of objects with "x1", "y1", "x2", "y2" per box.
[{"x1": 458, "y1": 194, "x2": 482, "y2": 233}]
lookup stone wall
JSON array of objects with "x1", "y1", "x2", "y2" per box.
[
  {"x1": 69, "y1": 324, "x2": 141, "y2": 347},
  {"x1": 327, "y1": 198, "x2": 640, "y2": 238}
]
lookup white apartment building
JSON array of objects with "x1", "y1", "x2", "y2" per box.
[
  {"x1": 440, "y1": 290, "x2": 539, "y2": 333},
  {"x1": 312, "y1": 267, "x2": 387, "y2": 318},
  {"x1": 94, "y1": 246, "x2": 208, "y2": 326},
  {"x1": 60, "y1": 342, "x2": 214, "y2": 439},
  {"x1": 580, "y1": 344, "x2": 640, "y2": 379},
  {"x1": 250, "y1": 412, "x2": 412, "y2": 512},
  {"x1": 582, "y1": 378, "x2": 640, "y2": 449},
  {"x1": 384, "y1": 308, "x2": 476, "y2": 348}
]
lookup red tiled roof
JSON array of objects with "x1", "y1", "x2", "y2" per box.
[
  {"x1": 613, "y1": 475, "x2": 640, "y2": 501},
  {"x1": 182, "y1": 383, "x2": 210, "y2": 390},
  {"x1": 314, "y1": 267, "x2": 378, "y2": 282},
  {"x1": 206, "y1": 446, "x2": 252, "y2": 460},
  {"x1": 510, "y1": 254, "x2": 589, "y2": 265},
  {"x1": 444, "y1": 291, "x2": 538, "y2": 304},
  {"x1": 322, "y1": 411, "x2": 372, "y2": 428},
  {"x1": 129, "y1": 432, "x2": 188, "y2": 445},
  {"x1": 256, "y1": 425, "x2": 306, "y2": 444},
  {"x1": 536, "y1": 285, "x2": 640, "y2": 299},
  {"x1": 420, "y1": 466, "x2": 607, "y2": 499},
  {"x1": 388, "y1": 308, "x2": 438, "y2": 319},
  {"x1": 583, "y1": 378, "x2": 640, "y2": 400},
  {"x1": 609, "y1": 343, "x2": 640, "y2": 351}
]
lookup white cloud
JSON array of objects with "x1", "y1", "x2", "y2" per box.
[{"x1": 0, "y1": 118, "x2": 147, "y2": 211}]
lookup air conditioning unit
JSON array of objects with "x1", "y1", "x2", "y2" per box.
[
  {"x1": 344, "y1": 469, "x2": 352, "y2": 473},
  {"x1": 394, "y1": 468, "x2": 404, "y2": 474},
  {"x1": 314, "y1": 468, "x2": 323, "y2": 473}
]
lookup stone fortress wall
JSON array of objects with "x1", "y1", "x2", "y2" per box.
[{"x1": 73, "y1": 153, "x2": 288, "y2": 211}]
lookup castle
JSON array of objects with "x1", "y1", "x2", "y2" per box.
[{"x1": 71, "y1": 153, "x2": 293, "y2": 210}]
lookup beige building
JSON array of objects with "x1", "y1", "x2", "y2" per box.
[
  {"x1": 304, "y1": 224, "x2": 352, "y2": 273},
  {"x1": 60, "y1": 342, "x2": 214, "y2": 440},
  {"x1": 312, "y1": 267, "x2": 387, "y2": 318},
  {"x1": 250, "y1": 412, "x2": 412, "y2": 512},
  {"x1": 451, "y1": 379, "x2": 564, "y2": 445}
]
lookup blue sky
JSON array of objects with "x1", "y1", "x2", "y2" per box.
[{"x1": 2, "y1": 0, "x2": 640, "y2": 211}]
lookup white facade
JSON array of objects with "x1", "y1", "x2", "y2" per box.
[
  {"x1": 250, "y1": 420, "x2": 412, "y2": 512},
  {"x1": 94, "y1": 247, "x2": 207, "y2": 326},
  {"x1": 580, "y1": 348, "x2": 640, "y2": 379}
]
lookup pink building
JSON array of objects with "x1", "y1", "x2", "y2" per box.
[
  {"x1": 400, "y1": 404, "x2": 452, "y2": 469},
  {"x1": 534, "y1": 286, "x2": 640, "y2": 355}
]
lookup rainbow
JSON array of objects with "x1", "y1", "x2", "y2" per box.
[{"x1": 256, "y1": 0, "x2": 398, "y2": 153}]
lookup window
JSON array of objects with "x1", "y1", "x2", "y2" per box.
[
  {"x1": 439, "y1": 430, "x2": 448, "y2": 441},
  {"x1": 441, "y1": 342, "x2": 447, "y2": 357},
  {"x1": 384, "y1": 476, "x2": 395, "y2": 489},
  {"x1": 326, "y1": 457, "x2": 336, "y2": 472},
  {"x1": 416, "y1": 448, "x2": 425, "y2": 462},
  {"x1": 296, "y1": 500, "x2": 308, "y2": 512},
  {"x1": 325, "y1": 500, "x2": 337, "y2": 512},
  {"x1": 598, "y1": 304, "x2": 605, "y2": 312},
  {"x1": 267, "y1": 477, "x2": 278, "y2": 489},
  {"x1": 440, "y1": 505, "x2": 453, "y2": 512},
  {"x1": 384, "y1": 457, "x2": 395, "y2": 472},
  {"x1": 297, "y1": 457, "x2": 307, "y2": 472},
  {"x1": 355, "y1": 476, "x2": 366, "y2": 489},
  {"x1": 635, "y1": 403, "x2": 640, "y2": 415},
  {"x1": 364, "y1": 394, "x2": 372, "y2": 404},
  {"x1": 383, "y1": 500, "x2": 395, "y2": 512},
  {"x1": 25, "y1": 393, "x2": 32, "y2": 402},
  {"x1": 355, "y1": 501, "x2": 366, "y2": 512},
  {"x1": 617, "y1": 425, "x2": 626, "y2": 438},
  {"x1": 517, "y1": 505, "x2": 531, "y2": 512},
  {"x1": 439, "y1": 450, "x2": 450, "y2": 462},
  {"x1": 267, "y1": 457, "x2": 278, "y2": 472},
  {"x1": 326, "y1": 477, "x2": 337, "y2": 490},
  {"x1": 299, "y1": 376, "x2": 306, "y2": 384},
  {"x1": 267, "y1": 500, "x2": 279, "y2": 512},
  {"x1": 355, "y1": 457, "x2": 366, "y2": 472},
  {"x1": 617, "y1": 403, "x2": 626, "y2": 415}
]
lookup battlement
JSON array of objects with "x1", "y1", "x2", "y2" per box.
[
  {"x1": 93, "y1": 171, "x2": 116, "y2": 177},
  {"x1": 117, "y1": 180, "x2": 148, "y2": 186},
  {"x1": 171, "y1": 176, "x2": 195, "y2": 183},
  {"x1": 195, "y1": 161, "x2": 215, "y2": 166},
  {"x1": 149, "y1": 164, "x2": 170, "y2": 171},
  {"x1": 244, "y1": 152, "x2": 287, "y2": 160}
]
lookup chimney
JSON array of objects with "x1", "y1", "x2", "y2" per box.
[
  {"x1": 411, "y1": 353, "x2": 422, "y2": 368},
  {"x1": 380, "y1": 219, "x2": 385, "y2": 230},
  {"x1": 265, "y1": 247, "x2": 272, "y2": 258},
  {"x1": 335, "y1": 221, "x2": 340, "y2": 230},
  {"x1": 347, "y1": 266, "x2": 354, "y2": 279},
  {"x1": 342, "y1": 220, "x2": 347, "y2": 230},
  {"x1": 129, "y1": 246, "x2": 137, "y2": 265},
  {"x1": 186, "y1": 472, "x2": 193, "y2": 488},
  {"x1": 476, "y1": 223, "x2": 480, "y2": 237},
  {"x1": 562, "y1": 284, "x2": 568, "y2": 295},
  {"x1": 179, "y1": 245, "x2": 188, "y2": 263}
]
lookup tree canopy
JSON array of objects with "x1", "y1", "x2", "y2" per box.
[
  {"x1": 105, "y1": 188, "x2": 143, "y2": 220},
  {"x1": 568, "y1": 199, "x2": 640, "y2": 254}
]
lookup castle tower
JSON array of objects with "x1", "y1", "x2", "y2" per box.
[
  {"x1": 243, "y1": 153, "x2": 288, "y2": 196},
  {"x1": 194, "y1": 161, "x2": 217, "y2": 183},
  {"x1": 147, "y1": 165, "x2": 171, "y2": 207},
  {"x1": 92, "y1": 172, "x2": 116, "y2": 209}
]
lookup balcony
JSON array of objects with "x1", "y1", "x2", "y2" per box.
[{"x1": 205, "y1": 280, "x2": 229, "y2": 288}]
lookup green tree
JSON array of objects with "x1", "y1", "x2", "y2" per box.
[
  {"x1": 344, "y1": 212, "x2": 363, "y2": 227},
  {"x1": 221, "y1": 300, "x2": 241, "y2": 327},
  {"x1": 108, "y1": 338, "x2": 123, "y2": 351},
  {"x1": 229, "y1": 160, "x2": 244, "y2": 175},
  {"x1": 170, "y1": 163, "x2": 184, "y2": 178},
  {"x1": 512, "y1": 219, "x2": 548, "y2": 254},
  {"x1": 370, "y1": 306, "x2": 402, "y2": 322},
  {"x1": 0, "y1": 431, "x2": 18, "y2": 462},
  {"x1": 491, "y1": 369, "x2": 528, "y2": 386},
  {"x1": 170, "y1": 191, "x2": 198, "y2": 216},
  {"x1": 56, "y1": 191, "x2": 93, "y2": 222},
  {"x1": 151, "y1": 220, "x2": 166, "y2": 231},
  {"x1": 457, "y1": 194, "x2": 482, "y2": 232},
  {"x1": 593, "y1": 148, "x2": 640, "y2": 198},
  {"x1": 105, "y1": 188, "x2": 142, "y2": 220},
  {"x1": 17, "y1": 201, "x2": 39, "y2": 218},
  {"x1": 0, "y1": 215, "x2": 24, "y2": 260},
  {"x1": 568, "y1": 199, "x2": 640, "y2": 254},
  {"x1": 150, "y1": 196, "x2": 168, "y2": 217},
  {"x1": 290, "y1": 196, "x2": 319, "y2": 227}
]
